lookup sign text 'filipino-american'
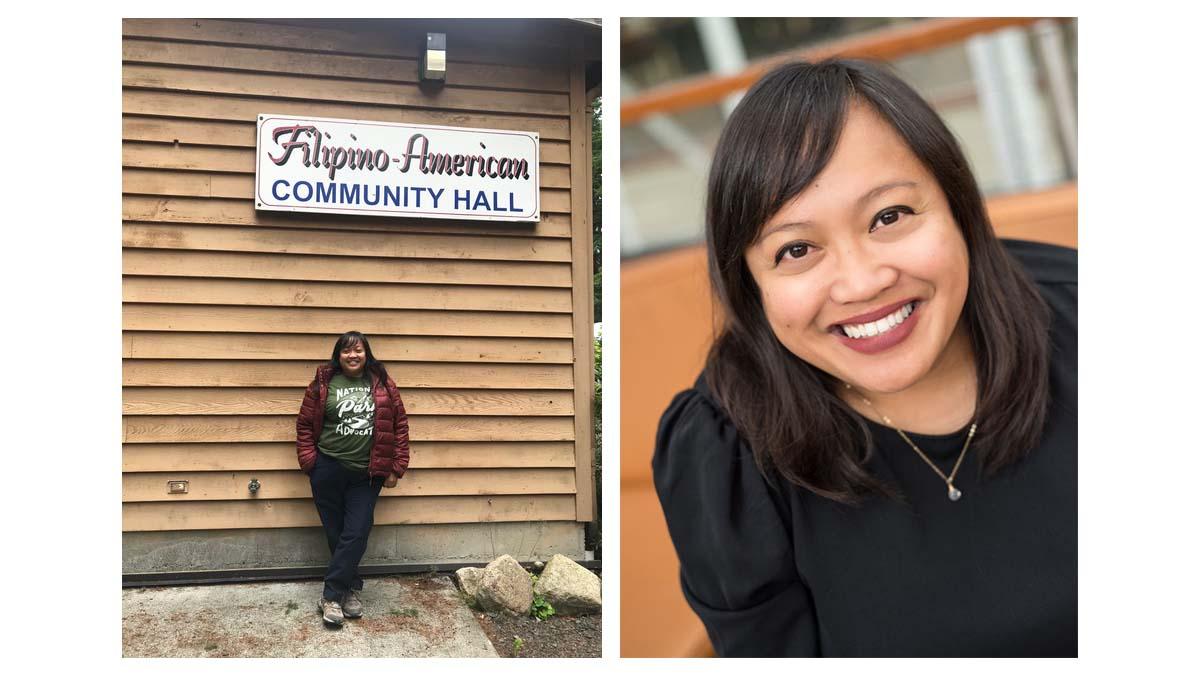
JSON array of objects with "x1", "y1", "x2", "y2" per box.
[{"x1": 255, "y1": 114, "x2": 540, "y2": 222}]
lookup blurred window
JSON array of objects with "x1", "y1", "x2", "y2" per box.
[{"x1": 620, "y1": 18, "x2": 1077, "y2": 259}]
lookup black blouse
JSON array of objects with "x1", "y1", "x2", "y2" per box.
[{"x1": 653, "y1": 239, "x2": 1077, "y2": 657}]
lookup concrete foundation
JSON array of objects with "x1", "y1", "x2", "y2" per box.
[
  {"x1": 123, "y1": 576, "x2": 498, "y2": 657},
  {"x1": 123, "y1": 521, "x2": 586, "y2": 575}
]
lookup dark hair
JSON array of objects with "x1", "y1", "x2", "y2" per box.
[
  {"x1": 329, "y1": 331, "x2": 391, "y2": 391},
  {"x1": 705, "y1": 59, "x2": 1051, "y2": 505}
]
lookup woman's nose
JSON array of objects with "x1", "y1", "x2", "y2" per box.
[{"x1": 828, "y1": 245, "x2": 899, "y2": 306}]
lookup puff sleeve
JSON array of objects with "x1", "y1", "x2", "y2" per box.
[
  {"x1": 295, "y1": 376, "x2": 320, "y2": 474},
  {"x1": 387, "y1": 376, "x2": 411, "y2": 478},
  {"x1": 652, "y1": 387, "x2": 820, "y2": 657}
]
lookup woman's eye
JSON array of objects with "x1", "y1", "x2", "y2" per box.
[
  {"x1": 871, "y1": 206, "x2": 913, "y2": 231},
  {"x1": 775, "y1": 243, "x2": 810, "y2": 264}
]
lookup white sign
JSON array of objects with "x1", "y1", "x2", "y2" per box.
[{"x1": 255, "y1": 114, "x2": 540, "y2": 222}]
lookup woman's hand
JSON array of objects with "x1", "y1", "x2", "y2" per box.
[{"x1": 383, "y1": 473, "x2": 400, "y2": 488}]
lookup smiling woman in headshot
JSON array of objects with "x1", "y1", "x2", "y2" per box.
[{"x1": 653, "y1": 59, "x2": 1077, "y2": 657}]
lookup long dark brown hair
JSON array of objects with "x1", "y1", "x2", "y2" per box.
[{"x1": 705, "y1": 59, "x2": 1051, "y2": 505}]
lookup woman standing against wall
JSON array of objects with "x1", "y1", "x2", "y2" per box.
[{"x1": 296, "y1": 331, "x2": 410, "y2": 627}]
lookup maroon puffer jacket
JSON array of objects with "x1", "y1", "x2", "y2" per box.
[{"x1": 296, "y1": 364, "x2": 410, "y2": 478}]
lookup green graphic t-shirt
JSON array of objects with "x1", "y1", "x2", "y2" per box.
[{"x1": 317, "y1": 373, "x2": 376, "y2": 472}]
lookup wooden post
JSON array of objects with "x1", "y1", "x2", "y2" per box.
[{"x1": 568, "y1": 60, "x2": 595, "y2": 523}]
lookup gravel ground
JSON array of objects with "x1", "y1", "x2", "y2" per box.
[{"x1": 475, "y1": 610, "x2": 601, "y2": 658}]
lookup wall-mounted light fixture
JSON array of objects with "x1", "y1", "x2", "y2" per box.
[{"x1": 420, "y1": 33, "x2": 447, "y2": 83}]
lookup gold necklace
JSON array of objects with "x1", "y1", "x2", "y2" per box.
[{"x1": 844, "y1": 383, "x2": 977, "y2": 502}]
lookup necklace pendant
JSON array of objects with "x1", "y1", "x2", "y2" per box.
[{"x1": 948, "y1": 485, "x2": 962, "y2": 502}]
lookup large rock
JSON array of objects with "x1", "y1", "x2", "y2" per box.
[
  {"x1": 454, "y1": 566, "x2": 485, "y2": 600},
  {"x1": 476, "y1": 554, "x2": 533, "y2": 615},
  {"x1": 534, "y1": 554, "x2": 601, "y2": 615}
]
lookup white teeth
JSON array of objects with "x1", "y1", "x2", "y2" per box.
[{"x1": 840, "y1": 302, "x2": 915, "y2": 339}]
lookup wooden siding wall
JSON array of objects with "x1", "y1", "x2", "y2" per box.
[{"x1": 122, "y1": 19, "x2": 594, "y2": 536}]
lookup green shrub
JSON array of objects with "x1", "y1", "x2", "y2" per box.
[{"x1": 531, "y1": 595, "x2": 555, "y2": 621}]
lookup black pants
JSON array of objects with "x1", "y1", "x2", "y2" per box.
[{"x1": 309, "y1": 452, "x2": 384, "y2": 602}]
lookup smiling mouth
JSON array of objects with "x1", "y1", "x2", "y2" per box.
[{"x1": 834, "y1": 301, "x2": 920, "y2": 338}]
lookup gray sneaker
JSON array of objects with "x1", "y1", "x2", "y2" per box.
[
  {"x1": 343, "y1": 590, "x2": 363, "y2": 619},
  {"x1": 318, "y1": 597, "x2": 344, "y2": 626}
]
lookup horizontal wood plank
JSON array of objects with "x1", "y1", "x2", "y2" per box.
[
  {"x1": 121, "y1": 19, "x2": 418, "y2": 56},
  {"x1": 123, "y1": 387, "x2": 573, "y2": 416},
  {"x1": 122, "y1": 38, "x2": 570, "y2": 92},
  {"x1": 123, "y1": 248, "x2": 572, "y2": 287},
  {"x1": 123, "y1": 90, "x2": 572, "y2": 140},
  {"x1": 123, "y1": 467, "x2": 576, "y2": 502},
  {"x1": 123, "y1": 143, "x2": 249, "y2": 173},
  {"x1": 122, "y1": 276, "x2": 573, "y2": 313},
  {"x1": 123, "y1": 116, "x2": 254, "y2": 147},
  {"x1": 122, "y1": 221, "x2": 573, "y2": 262},
  {"x1": 120, "y1": 18, "x2": 579, "y2": 64},
  {"x1": 123, "y1": 360, "x2": 575, "y2": 389},
  {"x1": 122, "y1": 304, "x2": 573, "y2": 338},
  {"x1": 122, "y1": 116, "x2": 573, "y2": 163},
  {"x1": 123, "y1": 195, "x2": 571, "y2": 238},
  {"x1": 123, "y1": 414, "x2": 574, "y2": 443},
  {"x1": 124, "y1": 64, "x2": 570, "y2": 117},
  {"x1": 125, "y1": 170, "x2": 246, "y2": 199},
  {"x1": 122, "y1": 494, "x2": 576, "y2": 531},
  {"x1": 122, "y1": 441, "x2": 577, "y2": 471},
  {"x1": 121, "y1": 333, "x2": 573, "y2": 364}
]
